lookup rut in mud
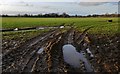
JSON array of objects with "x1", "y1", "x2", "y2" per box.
[{"x1": 2, "y1": 28, "x2": 120, "y2": 72}]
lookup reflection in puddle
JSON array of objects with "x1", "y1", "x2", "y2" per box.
[
  {"x1": 37, "y1": 48, "x2": 44, "y2": 54},
  {"x1": 62, "y1": 44, "x2": 93, "y2": 72},
  {"x1": 86, "y1": 48, "x2": 94, "y2": 58},
  {"x1": 60, "y1": 26, "x2": 64, "y2": 29},
  {"x1": 37, "y1": 27, "x2": 45, "y2": 30},
  {"x1": 63, "y1": 44, "x2": 81, "y2": 68}
]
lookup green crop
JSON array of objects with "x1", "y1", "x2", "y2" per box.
[{"x1": 2, "y1": 17, "x2": 119, "y2": 34}]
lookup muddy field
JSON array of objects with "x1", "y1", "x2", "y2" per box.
[{"x1": 2, "y1": 28, "x2": 120, "y2": 73}]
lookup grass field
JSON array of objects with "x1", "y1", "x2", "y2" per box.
[{"x1": 2, "y1": 17, "x2": 119, "y2": 34}]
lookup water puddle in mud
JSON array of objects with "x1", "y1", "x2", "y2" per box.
[
  {"x1": 2, "y1": 26, "x2": 59, "y2": 32},
  {"x1": 36, "y1": 27, "x2": 45, "y2": 30},
  {"x1": 62, "y1": 44, "x2": 93, "y2": 72},
  {"x1": 86, "y1": 48, "x2": 94, "y2": 58},
  {"x1": 37, "y1": 48, "x2": 44, "y2": 54}
]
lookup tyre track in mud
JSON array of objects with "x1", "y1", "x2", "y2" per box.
[
  {"x1": 2, "y1": 28, "x2": 65, "y2": 72},
  {"x1": 2, "y1": 27, "x2": 119, "y2": 72},
  {"x1": 62, "y1": 28, "x2": 93, "y2": 72},
  {"x1": 3, "y1": 27, "x2": 94, "y2": 72},
  {"x1": 22, "y1": 34, "x2": 63, "y2": 72},
  {"x1": 3, "y1": 29, "x2": 58, "y2": 56}
]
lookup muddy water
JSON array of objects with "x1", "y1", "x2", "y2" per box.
[
  {"x1": 63, "y1": 44, "x2": 81, "y2": 68},
  {"x1": 37, "y1": 48, "x2": 44, "y2": 54},
  {"x1": 62, "y1": 44, "x2": 93, "y2": 72},
  {"x1": 86, "y1": 48, "x2": 94, "y2": 58},
  {"x1": 2, "y1": 26, "x2": 59, "y2": 32}
]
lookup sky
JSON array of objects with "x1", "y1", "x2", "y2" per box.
[
  {"x1": 0, "y1": 0, "x2": 119, "y2": 15},
  {"x1": 0, "y1": 0, "x2": 119, "y2": 2}
]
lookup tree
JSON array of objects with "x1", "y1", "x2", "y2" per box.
[
  {"x1": 24, "y1": 14, "x2": 29, "y2": 17},
  {"x1": 61, "y1": 12, "x2": 69, "y2": 17}
]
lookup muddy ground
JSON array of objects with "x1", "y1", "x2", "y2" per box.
[{"x1": 2, "y1": 28, "x2": 120, "y2": 73}]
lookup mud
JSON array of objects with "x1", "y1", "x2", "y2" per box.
[{"x1": 2, "y1": 28, "x2": 120, "y2": 72}]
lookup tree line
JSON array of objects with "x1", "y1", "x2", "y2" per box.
[{"x1": 0, "y1": 13, "x2": 119, "y2": 17}]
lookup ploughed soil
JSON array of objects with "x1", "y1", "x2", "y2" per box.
[{"x1": 2, "y1": 28, "x2": 120, "y2": 73}]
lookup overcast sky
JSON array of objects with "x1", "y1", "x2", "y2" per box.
[
  {"x1": 0, "y1": 0, "x2": 119, "y2": 2},
  {"x1": 0, "y1": 0, "x2": 119, "y2": 15}
]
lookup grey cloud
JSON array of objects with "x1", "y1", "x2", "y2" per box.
[
  {"x1": 78, "y1": 2, "x2": 118, "y2": 6},
  {"x1": 14, "y1": 1, "x2": 34, "y2": 7},
  {"x1": 25, "y1": 3, "x2": 33, "y2": 6},
  {"x1": 9, "y1": 4, "x2": 33, "y2": 7},
  {"x1": 0, "y1": 2, "x2": 33, "y2": 7},
  {"x1": 42, "y1": 6, "x2": 50, "y2": 9},
  {"x1": 78, "y1": 2, "x2": 108, "y2": 6},
  {"x1": 110, "y1": 2, "x2": 118, "y2": 5}
]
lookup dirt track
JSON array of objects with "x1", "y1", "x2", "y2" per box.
[{"x1": 2, "y1": 28, "x2": 120, "y2": 72}]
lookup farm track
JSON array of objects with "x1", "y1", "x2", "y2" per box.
[
  {"x1": 2, "y1": 28, "x2": 64, "y2": 72},
  {"x1": 2, "y1": 28, "x2": 120, "y2": 72}
]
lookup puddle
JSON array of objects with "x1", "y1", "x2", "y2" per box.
[
  {"x1": 36, "y1": 27, "x2": 45, "y2": 30},
  {"x1": 63, "y1": 44, "x2": 81, "y2": 68},
  {"x1": 86, "y1": 48, "x2": 94, "y2": 58},
  {"x1": 62, "y1": 44, "x2": 93, "y2": 72},
  {"x1": 59, "y1": 26, "x2": 64, "y2": 29},
  {"x1": 2, "y1": 26, "x2": 58, "y2": 32},
  {"x1": 37, "y1": 48, "x2": 44, "y2": 54},
  {"x1": 14, "y1": 28, "x2": 18, "y2": 31}
]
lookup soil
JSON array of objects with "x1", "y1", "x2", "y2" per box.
[{"x1": 2, "y1": 28, "x2": 120, "y2": 73}]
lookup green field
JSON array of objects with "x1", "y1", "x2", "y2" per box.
[{"x1": 2, "y1": 17, "x2": 119, "y2": 34}]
